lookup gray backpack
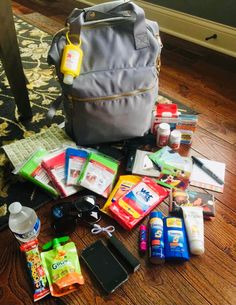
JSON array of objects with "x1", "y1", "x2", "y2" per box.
[{"x1": 48, "y1": 0, "x2": 162, "y2": 145}]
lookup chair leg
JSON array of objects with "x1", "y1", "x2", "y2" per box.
[{"x1": 0, "y1": 0, "x2": 32, "y2": 120}]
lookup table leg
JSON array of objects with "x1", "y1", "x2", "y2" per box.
[{"x1": 0, "y1": 0, "x2": 32, "y2": 120}]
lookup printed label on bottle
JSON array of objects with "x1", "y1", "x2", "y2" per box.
[
  {"x1": 167, "y1": 230, "x2": 184, "y2": 249},
  {"x1": 65, "y1": 50, "x2": 80, "y2": 70},
  {"x1": 158, "y1": 135, "x2": 169, "y2": 147},
  {"x1": 166, "y1": 218, "x2": 182, "y2": 228},
  {"x1": 170, "y1": 142, "x2": 180, "y2": 150},
  {"x1": 14, "y1": 218, "x2": 40, "y2": 240}
]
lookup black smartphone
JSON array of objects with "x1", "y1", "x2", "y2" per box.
[{"x1": 80, "y1": 239, "x2": 129, "y2": 294}]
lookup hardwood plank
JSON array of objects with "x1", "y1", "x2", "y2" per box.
[
  {"x1": 160, "y1": 48, "x2": 236, "y2": 108},
  {"x1": 81, "y1": 232, "x2": 210, "y2": 305},
  {"x1": 2, "y1": 2, "x2": 235, "y2": 305},
  {"x1": 175, "y1": 239, "x2": 236, "y2": 305},
  {"x1": 204, "y1": 203, "x2": 236, "y2": 261},
  {"x1": 16, "y1": 12, "x2": 63, "y2": 35},
  {"x1": 196, "y1": 113, "x2": 236, "y2": 146},
  {"x1": 208, "y1": 171, "x2": 236, "y2": 213},
  {"x1": 192, "y1": 128, "x2": 235, "y2": 175}
]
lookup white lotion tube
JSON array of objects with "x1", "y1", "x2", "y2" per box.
[{"x1": 182, "y1": 206, "x2": 204, "y2": 255}]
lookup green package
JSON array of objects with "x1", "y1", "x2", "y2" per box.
[
  {"x1": 18, "y1": 148, "x2": 59, "y2": 197},
  {"x1": 78, "y1": 152, "x2": 119, "y2": 198},
  {"x1": 41, "y1": 237, "x2": 84, "y2": 297}
]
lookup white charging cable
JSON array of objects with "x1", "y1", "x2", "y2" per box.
[{"x1": 91, "y1": 223, "x2": 115, "y2": 237}]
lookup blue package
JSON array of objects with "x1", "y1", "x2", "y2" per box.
[
  {"x1": 65, "y1": 147, "x2": 88, "y2": 185},
  {"x1": 163, "y1": 216, "x2": 189, "y2": 262},
  {"x1": 149, "y1": 211, "x2": 165, "y2": 264}
]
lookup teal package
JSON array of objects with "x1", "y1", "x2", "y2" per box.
[{"x1": 163, "y1": 217, "x2": 189, "y2": 261}]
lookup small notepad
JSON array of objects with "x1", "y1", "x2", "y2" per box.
[{"x1": 190, "y1": 158, "x2": 226, "y2": 193}]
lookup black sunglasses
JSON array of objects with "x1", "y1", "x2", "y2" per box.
[{"x1": 51, "y1": 195, "x2": 101, "y2": 235}]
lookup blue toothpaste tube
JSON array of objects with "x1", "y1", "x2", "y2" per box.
[{"x1": 163, "y1": 216, "x2": 189, "y2": 262}]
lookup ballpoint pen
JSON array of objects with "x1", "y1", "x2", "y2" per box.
[{"x1": 191, "y1": 156, "x2": 224, "y2": 185}]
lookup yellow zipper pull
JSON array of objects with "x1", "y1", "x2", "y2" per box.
[{"x1": 60, "y1": 31, "x2": 83, "y2": 85}]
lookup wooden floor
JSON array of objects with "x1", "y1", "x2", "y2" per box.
[{"x1": 0, "y1": 1, "x2": 235, "y2": 305}]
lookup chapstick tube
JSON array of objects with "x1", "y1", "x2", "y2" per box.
[
  {"x1": 182, "y1": 206, "x2": 204, "y2": 255},
  {"x1": 139, "y1": 225, "x2": 147, "y2": 253}
]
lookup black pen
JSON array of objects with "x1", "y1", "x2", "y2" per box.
[{"x1": 191, "y1": 156, "x2": 224, "y2": 185}]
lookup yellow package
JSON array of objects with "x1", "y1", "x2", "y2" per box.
[{"x1": 101, "y1": 175, "x2": 141, "y2": 216}]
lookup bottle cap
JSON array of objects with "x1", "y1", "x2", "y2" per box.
[
  {"x1": 150, "y1": 211, "x2": 162, "y2": 219},
  {"x1": 139, "y1": 225, "x2": 147, "y2": 231},
  {"x1": 170, "y1": 130, "x2": 181, "y2": 139},
  {"x1": 8, "y1": 202, "x2": 22, "y2": 214},
  {"x1": 42, "y1": 236, "x2": 70, "y2": 250},
  {"x1": 190, "y1": 240, "x2": 204, "y2": 255},
  {"x1": 159, "y1": 123, "x2": 170, "y2": 131},
  {"x1": 63, "y1": 74, "x2": 74, "y2": 85}
]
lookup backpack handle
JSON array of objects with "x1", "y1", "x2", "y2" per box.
[{"x1": 67, "y1": 1, "x2": 149, "y2": 49}]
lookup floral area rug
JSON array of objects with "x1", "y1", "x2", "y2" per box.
[{"x1": 0, "y1": 16, "x2": 64, "y2": 230}]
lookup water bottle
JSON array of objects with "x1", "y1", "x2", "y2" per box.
[{"x1": 8, "y1": 202, "x2": 40, "y2": 243}]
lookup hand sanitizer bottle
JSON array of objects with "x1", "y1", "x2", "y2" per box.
[{"x1": 60, "y1": 32, "x2": 83, "y2": 85}]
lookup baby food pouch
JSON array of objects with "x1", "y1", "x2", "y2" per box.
[{"x1": 41, "y1": 236, "x2": 84, "y2": 297}]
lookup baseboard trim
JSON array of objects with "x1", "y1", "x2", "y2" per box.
[
  {"x1": 76, "y1": 0, "x2": 236, "y2": 57},
  {"x1": 136, "y1": 1, "x2": 236, "y2": 57}
]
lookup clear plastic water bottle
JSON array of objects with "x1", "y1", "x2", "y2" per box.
[{"x1": 8, "y1": 202, "x2": 41, "y2": 243}]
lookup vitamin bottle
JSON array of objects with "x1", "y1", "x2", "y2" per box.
[
  {"x1": 8, "y1": 202, "x2": 40, "y2": 243},
  {"x1": 156, "y1": 123, "x2": 170, "y2": 147},
  {"x1": 169, "y1": 129, "x2": 181, "y2": 150},
  {"x1": 60, "y1": 32, "x2": 83, "y2": 85}
]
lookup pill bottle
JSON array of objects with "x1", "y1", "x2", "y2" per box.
[
  {"x1": 156, "y1": 123, "x2": 170, "y2": 147},
  {"x1": 169, "y1": 130, "x2": 181, "y2": 150}
]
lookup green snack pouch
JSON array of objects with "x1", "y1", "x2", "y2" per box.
[{"x1": 41, "y1": 236, "x2": 84, "y2": 297}]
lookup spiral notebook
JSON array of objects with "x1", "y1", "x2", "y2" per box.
[{"x1": 190, "y1": 158, "x2": 226, "y2": 193}]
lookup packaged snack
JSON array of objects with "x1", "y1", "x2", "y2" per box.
[
  {"x1": 170, "y1": 189, "x2": 215, "y2": 218},
  {"x1": 20, "y1": 239, "x2": 50, "y2": 302},
  {"x1": 109, "y1": 177, "x2": 169, "y2": 230},
  {"x1": 101, "y1": 175, "x2": 141, "y2": 216},
  {"x1": 41, "y1": 236, "x2": 84, "y2": 297},
  {"x1": 65, "y1": 147, "x2": 88, "y2": 185},
  {"x1": 78, "y1": 152, "x2": 119, "y2": 198}
]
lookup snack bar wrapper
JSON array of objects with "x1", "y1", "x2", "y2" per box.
[{"x1": 20, "y1": 239, "x2": 50, "y2": 302}]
